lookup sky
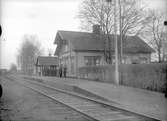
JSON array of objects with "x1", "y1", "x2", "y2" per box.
[{"x1": 0, "y1": 0, "x2": 166, "y2": 69}]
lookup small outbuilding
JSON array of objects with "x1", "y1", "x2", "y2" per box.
[{"x1": 36, "y1": 56, "x2": 59, "y2": 76}]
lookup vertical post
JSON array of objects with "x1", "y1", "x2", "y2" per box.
[
  {"x1": 114, "y1": 0, "x2": 119, "y2": 85},
  {"x1": 119, "y1": 0, "x2": 122, "y2": 64},
  {"x1": 118, "y1": 0, "x2": 122, "y2": 84},
  {"x1": 106, "y1": 0, "x2": 119, "y2": 85},
  {"x1": 0, "y1": 25, "x2": 2, "y2": 69},
  {"x1": 164, "y1": 21, "x2": 167, "y2": 61}
]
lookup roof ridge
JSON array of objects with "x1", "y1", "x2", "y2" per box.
[
  {"x1": 38, "y1": 56, "x2": 57, "y2": 58},
  {"x1": 58, "y1": 30, "x2": 140, "y2": 38},
  {"x1": 58, "y1": 30, "x2": 92, "y2": 34}
]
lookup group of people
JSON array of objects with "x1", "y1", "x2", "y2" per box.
[{"x1": 58, "y1": 65, "x2": 67, "y2": 78}]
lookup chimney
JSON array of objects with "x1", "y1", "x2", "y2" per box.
[{"x1": 92, "y1": 24, "x2": 101, "y2": 34}]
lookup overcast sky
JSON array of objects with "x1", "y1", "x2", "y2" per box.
[{"x1": 0, "y1": 0, "x2": 166, "y2": 69}]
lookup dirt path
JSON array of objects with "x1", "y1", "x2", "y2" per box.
[{"x1": 0, "y1": 76, "x2": 90, "y2": 121}]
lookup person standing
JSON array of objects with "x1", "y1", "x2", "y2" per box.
[
  {"x1": 63, "y1": 65, "x2": 67, "y2": 78},
  {"x1": 59, "y1": 65, "x2": 62, "y2": 78}
]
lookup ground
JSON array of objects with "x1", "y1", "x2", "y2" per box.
[
  {"x1": 1, "y1": 74, "x2": 167, "y2": 121},
  {"x1": 0, "y1": 76, "x2": 89, "y2": 121},
  {"x1": 22, "y1": 75, "x2": 167, "y2": 121}
]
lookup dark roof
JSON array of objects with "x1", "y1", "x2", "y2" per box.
[
  {"x1": 54, "y1": 30, "x2": 154, "y2": 54},
  {"x1": 36, "y1": 56, "x2": 58, "y2": 66}
]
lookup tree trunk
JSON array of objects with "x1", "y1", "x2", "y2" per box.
[{"x1": 158, "y1": 49, "x2": 161, "y2": 63}]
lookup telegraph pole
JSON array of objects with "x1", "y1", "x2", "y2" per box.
[
  {"x1": 164, "y1": 21, "x2": 167, "y2": 98},
  {"x1": 106, "y1": 0, "x2": 119, "y2": 85},
  {"x1": 0, "y1": 25, "x2": 2, "y2": 69},
  {"x1": 114, "y1": 0, "x2": 119, "y2": 85},
  {"x1": 118, "y1": 0, "x2": 123, "y2": 64}
]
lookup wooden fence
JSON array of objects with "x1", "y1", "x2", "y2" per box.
[{"x1": 79, "y1": 63, "x2": 167, "y2": 92}]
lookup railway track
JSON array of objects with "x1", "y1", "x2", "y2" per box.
[
  {"x1": 3, "y1": 75, "x2": 95, "y2": 121},
  {"x1": 7, "y1": 75, "x2": 159, "y2": 121}
]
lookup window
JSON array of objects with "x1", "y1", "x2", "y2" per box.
[
  {"x1": 84, "y1": 56, "x2": 92, "y2": 66},
  {"x1": 95, "y1": 58, "x2": 100, "y2": 65},
  {"x1": 122, "y1": 56, "x2": 127, "y2": 64},
  {"x1": 122, "y1": 56, "x2": 131, "y2": 64},
  {"x1": 84, "y1": 56, "x2": 101, "y2": 66},
  {"x1": 59, "y1": 58, "x2": 62, "y2": 65},
  {"x1": 65, "y1": 56, "x2": 68, "y2": 65},
  {"x1": 64, "y1": 44, "x2": 68, "y2": 52}
]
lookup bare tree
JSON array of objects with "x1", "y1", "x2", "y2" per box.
[
  {"x1": 78, "y1": 0, "x2": 151, "y2": 64},
  {"x1": 78, "y1": 0, "x2": 114, "y2": 63},
  {"x1": 117, "y1": 0, "x2": 152, "y2": 63},
  {"x1": 142, "y1": 10, "x2": 167, "y2": 62},
  {"x1": 17, "y1": 35, "x2": 43, "y2": 75}
]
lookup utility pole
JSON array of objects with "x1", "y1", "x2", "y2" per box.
[
  {"x1": 114, "y1": 0, "x2": 119, "y2": 85},
  {"x1": 164, "y1": 21, "x2": 167, "y2": 61},
  {"x1": 164, "y1": 21, "x2": 167, "y2": 98},
  {"x1": 0, "y1": 25, "x2": 2, "y2": 69},
  {"x1": 118, "y1": 0, "x2": 122, "y2": 64},
  {"x1": 106, "y1": 0, "x2": 119, "y2": 85}
]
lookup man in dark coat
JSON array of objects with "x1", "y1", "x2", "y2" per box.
[
  {"x1": 59, "y1": 65, "x2": 62, "y2": 78},
  {"x1": 63, "y1": 65, "x2": 67, "y2": 78}
]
